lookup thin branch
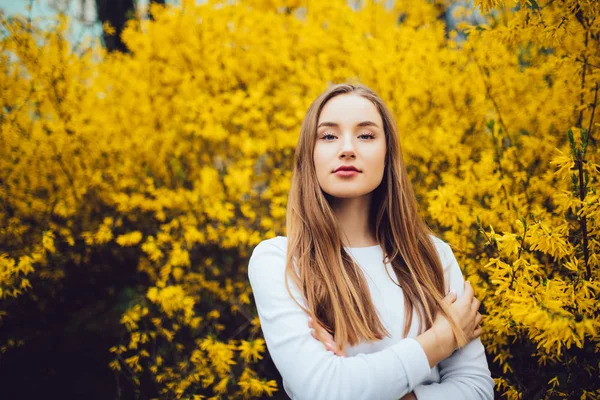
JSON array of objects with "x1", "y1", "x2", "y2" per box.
[
  {"x1": 586, "y1": 82, "x2": 598, "y2": 143},
  {"x1": 576, "y1": 30, "x2": 589, "y2": 128}
]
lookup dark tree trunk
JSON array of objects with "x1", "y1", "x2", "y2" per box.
[
  {"x1": 95, "y1": 0, "x2": 168, "y2": 51},
  {"x1": 95, "y1": 0, "x2": 135, "y2": 53}
]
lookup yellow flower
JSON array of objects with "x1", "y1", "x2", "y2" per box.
[
  {"x1": 103, "y1": 21, "x2": 116, "y2": 36},
  {"x1": 238, "y1": 339, "x2": 265, "y2": 363},
  {"x1": 116, "y1": 231, "x2": 143, "y2": 246},
  {"x1": 42, "y1": 231, "x2": 56, "y2": 254}
]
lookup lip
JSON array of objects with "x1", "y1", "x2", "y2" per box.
[
  {"x1": 333, "y1": 165, "x2": 360, "y2": 173},
  {"x1": 334, "y1": 170, "x2": 359, "y2": 177}
]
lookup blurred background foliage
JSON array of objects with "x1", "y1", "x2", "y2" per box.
[{"x1": 0, "y1": 0, "x2": 598, "y2": 398}]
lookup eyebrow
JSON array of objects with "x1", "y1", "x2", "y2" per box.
[{"x1": 317, "y1": 121, "x2": 380, "y2": 129}]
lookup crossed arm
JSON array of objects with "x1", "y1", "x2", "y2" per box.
[{"x1": 248, "y1": 238, "x2": 494, "y2": 400}]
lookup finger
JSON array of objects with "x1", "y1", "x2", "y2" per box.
[
  {"x1": 311, "y1": 326, "x2": 329, "y2": 345},
  {"x1": 444, "y1": 289, "x2": 457, "y2": 304},
  {"x1": 327, "y1": 340, "x2": 346, "y2": 357},
  {"x1": 324, "y1": 340, "x2": 342, "y2": 355},
  {"x1": 456, "y1": 282, "x2": 473, "y2": 307},
  {"x1": 315, "y1": 324, "x2": 335, "y2": 344},
  {"x1": 310, "y1": 318, "x2": 327, "y2": 339},
  {"x1": 472, "y1": 325, "x2": 482, "y2": 339},
  {"x1": 313, "y1": 326, "x2": 325, "y2": 342},
  {"x1": 470, "y1": 297, "x2": 481, "y2": 316},
  {"x1": 321, "y1": 330, "x2": 335, "y2": 343},
  {"x1": 475, "y1": 312, "x2": 483, "y2": 326},
  {"x1": 463, "y1": 280, "x2": 474, "y2": 300},
  {"x1": 312, "y1": 329, "x2": 332, "y2": 350}
]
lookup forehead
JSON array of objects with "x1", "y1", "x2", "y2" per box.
[{"x1": 317, "y1": 94, "x2": 382, "y2": 127}]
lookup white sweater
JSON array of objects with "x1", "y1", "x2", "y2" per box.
[{"x1": 247, "y1": 235, "x2": 495, "y2": 400}]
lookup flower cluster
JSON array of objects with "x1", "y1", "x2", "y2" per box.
[{"x1": 0, "y1": 0, "x2": 598, "y2": 398}]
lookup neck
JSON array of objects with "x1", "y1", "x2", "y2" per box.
[{"x1": 329, "y1": 193, "x2": 377, "y2": 248}]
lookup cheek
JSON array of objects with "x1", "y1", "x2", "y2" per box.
[
  {"x1": 313, "y1": 146, "x2": 328, "y2": 172},
  {"x1": 378, "y1": 149, "x2": 387, "y2": 171},
  {"x1": 368, "y1": 145, "x2": 387, "y2": 173},
  {"x1": 312, "y1": 150, "x2": 320, "y2": 171}
]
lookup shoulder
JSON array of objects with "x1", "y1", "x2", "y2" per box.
[
  {"x1": 248, "y1": 236, "x2": 288, "y2": 282},
  {"x1": 427, "y1": 234, "x2": 466, "y2": 294},
  {"x1": 251, "y1": 235, "x2": 288, "y2": 256},
  {"x1": 253, "y1": 236, "x2": 287, "y2": 254},
  {"x1": 427, "y1": 233, "x2": 453, "y2": 267},
  {"x1": 247, "y1": 236, "x2": 304, "y2": 303}
]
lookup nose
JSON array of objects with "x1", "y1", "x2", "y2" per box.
[{"x1": 339, "y1": 133, "x2": 356, "y2": 159}]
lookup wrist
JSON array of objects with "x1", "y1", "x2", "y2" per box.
[
  {"x1": 432, "y1": 321, "x2": 457, "y2": 355},
  {"x1": 415, "y1": 325, "x2": 454, "y2": 368}
]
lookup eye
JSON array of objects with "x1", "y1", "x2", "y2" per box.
[
  {"x1": 319, "y1": 131, "x2": 375, "y2": 140},
  {"x1": 320, "y1": 131, "x2": 336, "y2": 140}
]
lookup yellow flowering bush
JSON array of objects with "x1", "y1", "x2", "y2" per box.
[{"x1": 0, "y1": 0, "x2": 598, "y2": 398}]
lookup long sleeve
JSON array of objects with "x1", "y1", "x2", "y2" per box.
[
  {"x1": 247, "y1": 238, "x2": 432, "y2": 400},
  {"x1": 412, "y1": 241, "x2": 495, "y2": 400}
]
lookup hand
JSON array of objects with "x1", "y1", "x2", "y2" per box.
[
  {"x1": 400, "y1": 391, "x2": 417, "y2": 400},
  {"x1": 308, "y1": 316, "x2": 347, "y2": 357},
  {"x1": 433, "y1": 281, "x2": 483, "y2": 352}
]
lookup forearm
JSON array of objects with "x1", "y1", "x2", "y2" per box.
[
  {"x1": 411, "y1": 339, "x2": 495, "y2": 400},
  {"x1": 412, "y1": 378, "x2": 494, "y2": 400},
  {"x1": 266, "y1": 335, "x2": 432, "y2": 400}
]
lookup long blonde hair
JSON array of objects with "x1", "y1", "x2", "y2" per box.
[{"x1": 284, "y1": 83, "x2": 467, "y2": 349}]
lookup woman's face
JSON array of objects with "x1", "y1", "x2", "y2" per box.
[{"x1": 313, "y1": 94, "x2": 387, "y2": 199}]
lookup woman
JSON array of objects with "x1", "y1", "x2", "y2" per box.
[{"x1": 247, "y1": 83, "x2": 494, "y2": 399}]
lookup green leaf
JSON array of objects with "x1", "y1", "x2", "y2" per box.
[{"x1": 568, "y1": 129, "x2": 576, "y2": 156}]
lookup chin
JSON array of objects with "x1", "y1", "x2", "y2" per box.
[{"x1": 324, "y1": 188, "x2": 371, "y2": 199}]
